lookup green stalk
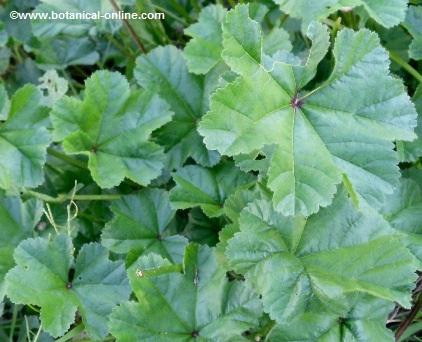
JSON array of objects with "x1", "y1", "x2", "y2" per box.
[
  {"x1": 389, "y1": 51, "x2": 422, "y2": 83},
  {"x1": 26, "y1": 190, "x2": 122, "y2": 203},
  {"x1": 47, "y1": 147, "x2": 87, "y2": 170},
  {"x1": 8, "y1": 305, "x2": 18, "y2": 342},
  {"x1": 55, "y1": 324, "x2": 84, "y2": 342}
]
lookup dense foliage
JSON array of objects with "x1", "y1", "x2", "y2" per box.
[{"x1": 0, "y1": 0, "x2": 422, "y2": 341}]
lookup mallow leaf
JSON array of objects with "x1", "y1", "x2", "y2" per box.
[
  {"x1": 226, "y1": 188, "x2": 418, "y2": 323},
  {"x1": 274, "y1": 0, "x2": 408, "y2": 30},
  {"x1": 381, "y1": 169, "x2": 422, "y2": 263},
  {"x1": 169, "y1": 161, "x2": 255, "y2": 217},
  {"x1": 267, "y1": 297, "x2": 395, "y2": 341},
  {"x1": 0, "y1": 195, "x2": 42, "y2": 299},
  {"x1": 0, "y1": 84, "x2": 51, "y2": 190},
  {"x1": 51, "y1": 70, "x2": 173, "y2": 188},
  {"x1": 398, "y1": 84, "x2": 422, "y2": 162},
  {"x1": 31, "y1": 36, "x2": 100, "y2": 70},
  {"x1": 184, "y1": 4, "x2": 227, "y2": 74},
  {"x1": 109, "y1": 244, "x2": 262, "y2": 341},
  {"x1": 135, "y1": 45, "x2": 221, "y2": 169},
  {"x1": 183, "y1": 4, "x2": 291, "y2": 75},
  {"x1": 199, "y1": 5, "x2": 417, "y2": 216},
  {"x1": 32, "y1": 0, "x2": 121, "y2": 38},
  {"x1": 403, "y1": 5, "x2": 422, "y2": 60},
  {"x1": 5, "y1": 234, "x2": 131, "y2": 339},
  {"x1": 102, "y1": 188, "x2": 188, "y2": 263}
]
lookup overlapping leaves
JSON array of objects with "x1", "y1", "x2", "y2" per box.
[
  {"x1": 102, "y1": 188, "x2": 188, "y2": 263},
  {"x1": 5, "y1": 234, "x2": 131, "y2": 339},
  {"x1": 0, "y1": 85, "x2": 51, "y2": 190},
  {"x1": 274, "y1": 0, "x2": 408, "y2": 29},
  {"x1": 199, "y1": 4, "x2": 417, "y2": 217},
  {"x1": 135, "y1": 46, "x2": 221, "y2": 169},
  {"x1": 226, "y1": 188, "x2": 418, "y2": 323},
  {"x1": 51, "y1": 70, "x2": 173, "y2": 188},
  {"x1": 109, "y1": 244, "x2": 262, "y2": 341}
]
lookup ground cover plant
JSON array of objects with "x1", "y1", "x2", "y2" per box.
[{"x1": 0, "y1": 0, "x2": 422, "y2": 341}]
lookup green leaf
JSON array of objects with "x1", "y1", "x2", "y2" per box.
[
  {"x1": 403, "y1": 5, "x2": 422, "y2": 60},
  {"x1": 381, "y1": 169, "x2": 422, "y2": 263},
  {"x1": 0, "y1": 83, "x2": 9, "y2": 120},
  {"x1": 0, "y1": 196, "x2": 42, "y2": 299},
  {"x1": 32, "y1": 0, "x2": 121, "y2": 38},
  {"x1": 397, "y1": 82, "x2": 422, "y2": 162},
  {"x1": 31, "y1": 36, "x2": 99, "y2": 70},
  {"x1": 0, "y1": 84, "x2": 51, "y2": 190},
  {"x1": 109, "y1": 244, "x2": 262, "y2": 341},
  {"x1": 199, "y1": 6, "x2": 417, "y2": 216},
  {"x1": 5, "y1": 234, "x2": 130, "y2": 339},
  {"x1": 102, "y1": 188, "x2": 188, "y2": 263},
  {"x1": 226, "y1": 189, "x2": 418, "y2": 323},
  {"x1": 183, "y1": 4, "x2": 291, "y2": 75},
  {"x1": 184, "y1": 4, "x2": 227, "y2": 74},
  {"x1": 51, "y1": 70, "x2": 173, "y2": 188},
  {"x1": 135, "y1": 45, "x2": 221, "y2": 169},
  {"x1": 274, "y1": 0, "x2": 408, "y2": 29},
  {"x1": 267, "y1": 297, "x2": 395, "y2": 341},
  {"x1": 169, "y1": 161, "x2": 255, "y2": 217}
]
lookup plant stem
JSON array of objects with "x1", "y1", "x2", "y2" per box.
[
  {"x1": 26, "y1": 190, "x2": 122, "y2": 203},
  {"x1": 152, "y1": 5, "x2": 187, "y2": 25},
  {"x1": 255, "y1": 320, "x2": 276, "y2": 340},
  {"x1": 8, "y1": 305, "x2": 18, "y2": 342},
  {"x1": 395, "y1": 293, "x2": 422, "y2": 340},
  {"x1": 109, "y1": 0, "x2": 147, "y2": 53},
  {"x1": 47, "y1": 147, "x2": 87, "y2": 170},
  {"x1": 389, "y1": 51, "x2": 422, "y2": 83},
  {"x1": 55, "y1": 324, "x2": 84, "y2": 342},
  {"x1": 135, "y1": 263, "x2": 183, "y2": 278}
]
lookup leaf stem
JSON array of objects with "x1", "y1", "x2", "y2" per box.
[
  {"x1": 47, "y1": 147, "x2": 87, "y2": 170},
  {"x1": 55, "y1": 324, "x2": 85, "y2": 342},
  {"x1": 25, "y1": 190, "x2": 122, "y2": 203},
  {"x1": 109, "y1": 0, "x2": 147, "y2": 53},
  {"x1": 8, "y1": 304, "x2": 18, "y2": 342},
  {"x1": 136, "y1": 263, "x2": 183, "y2": 278},
  {"x1": 395, "y1": 292, "x2": 422, "y2": 340},
  {"x1": 389, "y1": 51, "x2": 422, "y2": 83},
  {"x1": 255, "y1": 320, "x2": 276, "y2": 340}
]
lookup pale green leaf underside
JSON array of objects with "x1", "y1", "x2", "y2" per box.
[
  {"x1": 109, "y1": 244, "x2": 262, "y2": 341},
  {"x1": 274, "y1": 0, "x2": 408, "y2": 29},
  {"x1": 102, "y1": 188, "x2": 188, "y2": 263},
  {"x1": 5, "y1": 234, "x2": 130, "y2": 339},
  {"x1": 226, "y1": 189, "x2": 418, "y2": 323},
  {"x1": 51, "y1": 70, "x2": 173, "y2": 188},
  {"x1": 199, "y1": 6, "x2": 417, "y2": 216}
]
